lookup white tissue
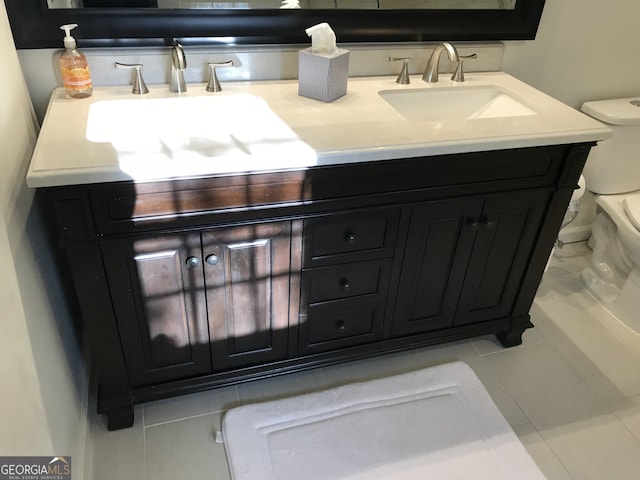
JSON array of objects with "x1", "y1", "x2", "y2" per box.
[
  {"x1": 279, "y1": 0, "x2": 300, "y2": 8},
  {"x1": 305, "y1": 22, "x2": 338, "y2": 55}
]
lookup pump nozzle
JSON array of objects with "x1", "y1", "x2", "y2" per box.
[{"x1": 60, "y1": 23, "x2": 78, "y2": 50}]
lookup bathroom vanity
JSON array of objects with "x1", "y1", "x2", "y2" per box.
[{"x1": 27, "y1": 73, "x2": 610, "y2": 429}]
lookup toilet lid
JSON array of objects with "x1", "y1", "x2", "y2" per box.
[{"x1": 623, "y1": 194, "x2": 640, "y2": 231}]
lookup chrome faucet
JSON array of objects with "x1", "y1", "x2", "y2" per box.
[
  {"x1": 422, "y1": 42, "x2": 459, "y2": 83},
  {"x1": 169, "y1": 41, "x2": 187, "y2": 93}
]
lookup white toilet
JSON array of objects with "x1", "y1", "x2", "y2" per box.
[{"x1": 580, "y1": 97, "x2": 640, "y2": 331}]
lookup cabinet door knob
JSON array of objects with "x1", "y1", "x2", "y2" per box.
[
  {"x1": 469, "y1": 220, "x2": 480, "y2": 231},
  {"x1": 205, "y1": 254, "x2": 219, "y2": 266},
  {"x1": 339, "y1": 278, "x2": 351, "y2": 291},
  {"x1": 484, "y1": 219, "x2": 497, "y2": 230},
  {"x1": 344, "y1": 231, "x2": 357, "y2": 245},
  {"x1": 185, "y1": 256, "x2": 200, "y2": 269},
  {"x1": 336, "y1": 320, "x2": 346, "y2": 333}
]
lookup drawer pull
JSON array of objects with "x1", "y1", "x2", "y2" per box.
[
  {"x1": 336, "y1": 320, "x2": 346, "y2": 333},
  {"x1": 339, "y1": 278, "x2": 351, "y2": 291},
  {"x1": 205, "y1": 254, "x2": 219, "y2": 266},
  {"x1": 185, "y1": 256, "x2": 201, "y2": 269},
  {"x1": 344, "y1": 231, "x2": 357, "y2": 245}
]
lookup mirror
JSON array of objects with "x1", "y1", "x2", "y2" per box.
[
  {"x1": 49, "y1": 1, "x2": 518, "y2": 10},
  {"x1": 6, "y1": 0, "x2": 546, "y2": 50}
]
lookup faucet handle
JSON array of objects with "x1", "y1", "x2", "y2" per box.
[
  {"x1": 389, "y1": 57, "x2": 411, "y2": 85},
  {"x1": 206, "y1": 61, "x2": 234, "y2": 93},
  {"x1": 451, "y1": 53, "x2": 477, "y2": 83},
  {"x1": 114, "y1": 62, "x2": 149, "y2": 95}
]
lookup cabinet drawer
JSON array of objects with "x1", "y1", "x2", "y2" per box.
[
  {"x1": 303, "y1": 209, "x2": 400, "y2": 267},
  {"x1": 303, "y1": 259, "x2": 392, "y2": 306},
  {"x1": 299, "y1": 303, "x2": 385, "y2": 354},
  {"x1": 88, "y1": 171, "x2": 309, "y2": 234}
]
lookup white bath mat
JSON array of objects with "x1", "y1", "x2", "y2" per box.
[{"x1": 222, "y1": 361, "x2": 545, "y2": 480}]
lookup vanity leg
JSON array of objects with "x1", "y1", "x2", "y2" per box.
[
  {"x1": 496, "y1": 329, "x2": 525, "y2": 348},
  {"x1": 105, "y1": 404, "x2": 135, "y2": 431}
]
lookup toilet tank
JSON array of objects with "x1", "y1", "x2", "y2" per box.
[{"x1": 581, "y1": 98, "x2": 640, "y2": 194}]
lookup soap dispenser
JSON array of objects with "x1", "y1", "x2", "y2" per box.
[{"x1": 59, "y1": 24, "x2": 93, "y2": 98}]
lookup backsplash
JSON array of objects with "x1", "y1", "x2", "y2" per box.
[{"x1": 19, "y1": 42, "x2": 503, "y2": 122}]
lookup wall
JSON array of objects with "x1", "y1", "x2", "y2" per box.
[
  {"x1": 503, "y1": 0, "x2": 640, "y2": 241},
  {"x1": 503, "y1": 0, "x2": 640, "y2": 108},
  {"x1": 0, "y1": 0, "x2": 87, "y2": 475}
]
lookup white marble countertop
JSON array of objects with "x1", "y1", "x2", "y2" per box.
[{"x1": 26, "y1": 72, "x2": 611, "y2": 188}]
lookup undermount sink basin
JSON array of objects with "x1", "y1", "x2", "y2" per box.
[
  {"x1": 85, "y1": 93, "x2": 316, "y2": 179},
  {"x1": 378, "y1": 86, "x2": 538, "y2": 122}
]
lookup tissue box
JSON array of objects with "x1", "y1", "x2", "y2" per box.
[{"x1": 298, "y1": 47, "x2": 349, "y2": 103}]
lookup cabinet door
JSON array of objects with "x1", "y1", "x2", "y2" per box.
[
  {"x1": 454, "y1": 189, "x2": 548, "y2": 326},
  {"x1": 102, "y1": 234, "x2": 211, "y2": 387},
  {"x1": 202, "y1": 221, "x2": 297, "y2": 370},
  {"x1": 392, "y1": 198, "x2": 482, "y2": 336}
]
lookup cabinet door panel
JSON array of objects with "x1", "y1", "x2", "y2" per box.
[
  {"x1": 392, "y1": 198, "x2": 482, "y2": 336},
  {"x1": 202, "y1": 222, "x2": 294, "y2": 370},
  {"x1": 454, "y1": 189, "x2": 548, "y2": 325},
  {"x1": 102, "y1": 234, "x2": 211, "y2": 386}
]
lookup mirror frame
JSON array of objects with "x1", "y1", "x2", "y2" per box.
[{"x1": 6, "y1": 0, "x2": 546, "y2": 50}]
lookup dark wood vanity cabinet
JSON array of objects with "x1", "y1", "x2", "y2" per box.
[{"x1": 41, "y1": 143, "x2": 593, "y2": 430}]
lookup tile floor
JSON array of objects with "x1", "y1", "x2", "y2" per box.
[{"x1": 85, "y1": 242, "x2": 640, "y2": 479}]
